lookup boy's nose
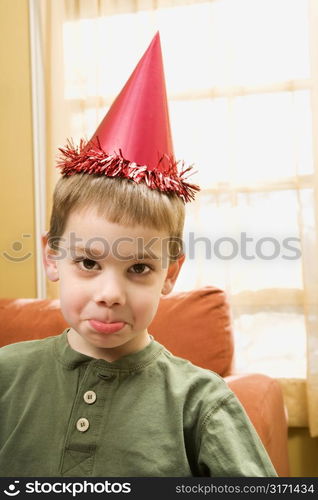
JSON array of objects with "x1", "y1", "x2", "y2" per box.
[{"x1": 93, "y1": 273, "x2": 126, "y2": 307}]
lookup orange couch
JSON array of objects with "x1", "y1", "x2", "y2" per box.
[{"x1": 0, "y1": 286, "x2": 289, "y2": 476}]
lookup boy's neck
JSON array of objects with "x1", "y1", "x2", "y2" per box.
[{"x1": 66, "y1": 328, "x2": 151, "y2": 363}]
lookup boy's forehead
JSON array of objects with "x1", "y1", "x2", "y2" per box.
[
  {"x1": 64, "y1": 208, "x2": 169, "y2": 238},
  {"x1": 62, "y1": 208, "x2": 170, "y2": 258}
]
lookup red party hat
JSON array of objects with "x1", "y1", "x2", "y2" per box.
[{"x1": 58, "y1": 32, "x2": 200, "y2": 202}]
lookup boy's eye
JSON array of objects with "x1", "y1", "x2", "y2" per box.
[
  {"x1": 129, "y1": 263, "x2": 151, "y2": 275},
  {"x1": 76, "y1": 258, "x2": 99, "y2": 271}
]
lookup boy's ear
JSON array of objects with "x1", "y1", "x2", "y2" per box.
[
  {"x1": 41, "y1": 233, "x2": 59, "y2": 282},
  {"x1": 161, "y1": 254, "x2": 185, "y2": 295}
]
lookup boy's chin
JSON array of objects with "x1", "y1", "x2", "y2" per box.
[{"x1": 68, "y1": 326, "x2": 150, "y2": 360}]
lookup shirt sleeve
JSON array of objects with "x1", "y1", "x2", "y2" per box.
[{"x1": 197, "y1": 392, "x2": 278, "y2": 477}]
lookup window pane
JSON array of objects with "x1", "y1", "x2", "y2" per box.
[
  {"x1": 161, "y1": 0, "x2": 310, "y2": 90},
  {"x1": 70, "y1": 107, "x2": 110, "y2": 141},
  {"x1": 233, "y1": 311, "x2": 306, "y2": 378},
  {"x1": 64, "y1": 0, "x2": 310, "y2": 98},
  {"x1": 179, "y1": 190, "x2": 303, "y2": 293},
  {"x1": 232, "y1": 91, "x2": 313, "y2": 183},
  {"x1": 170, "y1": 91, "x2": 313, "y2": 189},
  {"x1": 170, "y1": 98, "x2": 229, "y2": 187},
  {"x1": 295, "y1": 90, "x2": 314, "y2": 176},
  {"x1": 226, "y1": 0, "x2": 310, "y2": 85}
]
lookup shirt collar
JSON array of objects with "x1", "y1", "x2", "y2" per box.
[{"x1": 54, "y1": 329, "x2": 164, "y2": 373}]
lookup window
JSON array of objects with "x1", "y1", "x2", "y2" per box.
[{"x1": 62, "y1": 0, "x2": 315, "y2": 378}]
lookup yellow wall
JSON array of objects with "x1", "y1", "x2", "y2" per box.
[
  {"x1": 288, "y1": 428, "x2": 318, "y2": 477},
  {"x1": 0, "y1": 0, "x2": 36, "y2": 297}
]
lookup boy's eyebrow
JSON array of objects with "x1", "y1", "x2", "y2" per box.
[
  {"x1": 68, "y1": 245, "x2": 104, "y2": 257},
  {"x1": 132, "y1": 253, "x2": 160, "y2": 260},
  {"x1": 68, "y1": 246, "x2": 161, "y2": 260}
]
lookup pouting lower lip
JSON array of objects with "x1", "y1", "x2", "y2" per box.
[{"x1": 89, "y1": 319, "x2": 125, "y2": 334}]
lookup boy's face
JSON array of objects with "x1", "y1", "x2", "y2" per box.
[{"x1": 42, "y1": 206, "x2": 184, "y2": 361}]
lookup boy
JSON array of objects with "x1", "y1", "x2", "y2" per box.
[{"x1": 0, "y1": 34, "x2": 277, "y2": 477}]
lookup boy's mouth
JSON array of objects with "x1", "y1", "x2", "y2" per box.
[{"x1": 89, "y1": 319, "x2": 126, "y2": 334}]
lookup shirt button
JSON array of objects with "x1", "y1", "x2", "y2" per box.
[
  {"x1": 83, "y1": 390, "x2": 97, "y2": 404},
  {"x1": 76, "y1": 418, "x2": 90, "y2": 432}
]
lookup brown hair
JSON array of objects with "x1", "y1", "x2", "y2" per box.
[{"x1": 48, "y1": 174, "x2": 185, "y2": 260}]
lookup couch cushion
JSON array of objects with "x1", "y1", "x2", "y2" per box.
[
  {"x1": 0, "y1": 298, "x2": 68, "y2": 346},
  {"x1": 149, "y1": 287, "x2": 234, "y2": 376},
  {"x1": 0, "y1": 286, "x2": 234, "y2": 376}
]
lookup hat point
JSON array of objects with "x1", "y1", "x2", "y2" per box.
[
  {"x1": 58, "y1": 32, "x2": 200, "y2": 202},
  {"x1": 89, "y1": 30, "x2": 173, "y2": 172}
]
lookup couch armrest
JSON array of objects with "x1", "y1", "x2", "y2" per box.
[{"x1": 225, "y1": 373, "x2": 289, "y2": 477}]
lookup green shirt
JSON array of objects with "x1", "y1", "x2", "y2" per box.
[{"x1": 0, "y1": 330, "x2": 277, "y2": 477}]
